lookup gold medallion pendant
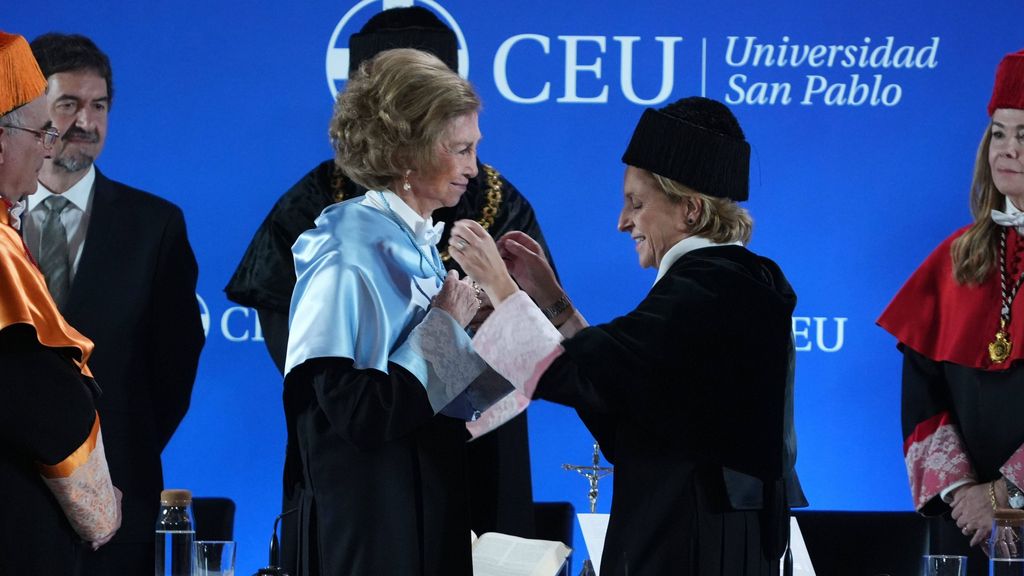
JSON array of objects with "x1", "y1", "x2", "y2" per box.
[{"x1": 990, "y1": 329, "x2": 1012, "y2": 363}]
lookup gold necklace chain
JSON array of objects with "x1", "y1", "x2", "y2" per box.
[{"x1": 990, "y1": 227, "x2": 1024, "y2": 363}]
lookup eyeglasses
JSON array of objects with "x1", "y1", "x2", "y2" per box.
[{"x1": 1, "y1": 124, "x2": 61, "y2": 150}]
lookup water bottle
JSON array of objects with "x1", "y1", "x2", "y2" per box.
[{"x1": 155, "y1": 488, "x2": 195, "y2": 576}]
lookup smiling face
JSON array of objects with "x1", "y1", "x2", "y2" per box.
[
  {"x1": 403, "y1": 111, "x2": 480, "y2": 217},
  {"x1": 45, "y1": 70, "x2": 109, "y2": 174},
  {"x1": 617, "y1": 166, "x2": 690, "y2": 269}
]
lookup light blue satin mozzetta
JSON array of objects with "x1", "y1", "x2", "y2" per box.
[
  {"x1": 284, "y1": 197, "x2": 508, "y2": 420},
  {"x1": 286, "y1": 196, "x2": 445, "y2": 375}
]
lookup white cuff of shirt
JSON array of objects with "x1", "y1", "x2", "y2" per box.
[{"x1": 941, "y1": 479, "x2": 974, "y2": 503}]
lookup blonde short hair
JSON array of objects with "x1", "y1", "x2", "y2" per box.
[
  {"x1": 652, "y1": 172, "x2": 753, "y2": 244},
  {"x1": 329, "y1": 48, "x2": 480, "y2": 190}
]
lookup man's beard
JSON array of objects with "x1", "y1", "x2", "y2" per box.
[
  {"x1": 53, "y1": 150, "x2": 95, "y2": 173},
  {"x1": 54, "y1": 128, "x2": 99, "y2": 173}
]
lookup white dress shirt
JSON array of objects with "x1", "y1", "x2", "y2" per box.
[
  {"x1": 26, "y1": 165, "x2": 96, "y2": 279},
  {"x1": 362, "y1": 189, "x2": 444, "y2": 258}
]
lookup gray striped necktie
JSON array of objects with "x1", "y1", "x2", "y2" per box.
[{"x1": 39, "y1": 195, "x2": 72, "y2": 308}]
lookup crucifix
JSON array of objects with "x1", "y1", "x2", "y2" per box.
[{"x1": 562, "y1": 442, "x2": 613, "y2": 513}]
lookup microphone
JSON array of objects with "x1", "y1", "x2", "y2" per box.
[{"x1": 253, "y1": 508, "x2": 297, "y2": 576}]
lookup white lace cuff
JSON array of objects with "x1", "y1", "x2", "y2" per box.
[
  {"x1": 392, "y1": 308, "x2": 489, "y2": 414},
  {"x1": 39, "y1": 419, "x2": 120, "y2": 544}
]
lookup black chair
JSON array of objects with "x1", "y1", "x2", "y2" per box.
[
  {"x1": 792, "y1": 510, "x2": 929, "y2": 576},
  {"x1": 193, "y1": 496, "x2": 236, "y2": 541},
  {"x1": 534, "y1": 501, "x2": 575, "y2": 576}
]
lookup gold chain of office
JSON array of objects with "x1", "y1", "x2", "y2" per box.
[{"x1": 331, "y1": 164, "x2": 504, "y2": 263}]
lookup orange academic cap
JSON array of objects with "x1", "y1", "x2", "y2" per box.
[{"x1": 0, "y1": 31, "x2": 46, "y2": 117}]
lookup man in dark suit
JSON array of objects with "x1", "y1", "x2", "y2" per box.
[{"x1": 27, "y1": 33, "x2": 204, "y2": 576}]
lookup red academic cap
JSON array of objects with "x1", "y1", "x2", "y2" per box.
[{"x1": 989, "y1": 49, "x2": 1024, "y2": 116}]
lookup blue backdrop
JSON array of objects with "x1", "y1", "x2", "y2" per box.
[{"x1": 7, "y1": 1, "x2": 1020, "y2": 572}]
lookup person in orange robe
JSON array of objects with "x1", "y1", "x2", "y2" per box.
[{"x1": 0, "y1": 30, "x2": 120, "y2": 575}]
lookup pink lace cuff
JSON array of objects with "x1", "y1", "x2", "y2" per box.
[
  {"x1": 466, "y1": 391, "x2": 531, "y2": 439},
  {"x1": 39, "y1": 417, "x2": 121, "y2": 544},
  {"x1": 904, "y1": 412, "x2": 974, "y2": 511},
  {"x1": 1001, "y1": 444, "x2": 1024, "y2": 490},
  {"x1": 473, "y1": 290, "x2": 564, "y2": 395}
]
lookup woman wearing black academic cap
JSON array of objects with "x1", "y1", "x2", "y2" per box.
[{"x1": 451, "y1": 96, "x2": 805, "y2": 576}]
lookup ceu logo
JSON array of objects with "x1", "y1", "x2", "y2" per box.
[
  {"x1": 325, "y1": 0, "x2": 470, "y2": 99},
  {"x1": 792, "y1": 316, "x2": 847, "y2": 353},
  {"x1": 197, "y1": 292, "x2": 266, "y2": 343},
  {"x1": 196, "y1": 293, "x2": 210, "y2": 338}
]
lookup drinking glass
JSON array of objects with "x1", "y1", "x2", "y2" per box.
[
  {"x1": 193, "y1": 540, "x2": 235, "y2": 576},
  {"x1": 921, "y1": 555, "x2": 966, "y2": 576}
]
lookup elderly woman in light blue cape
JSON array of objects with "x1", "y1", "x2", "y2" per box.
[{"x1": 281, "y1": 49, "x2": 520, "y2": 576}]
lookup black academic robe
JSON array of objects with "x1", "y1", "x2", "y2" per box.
[
  {"x1": 285, "y1": 358, "x2": 473, "y2": 576},
  {"x1": 0, "y1": 327, "x2": 100, "y2": 576},
  {"x1": 224, "y1": 159, "x2": 550, "y2": 565},
  {"x1": 535, "y1": 245, "x2": 801, "y2": 576}
]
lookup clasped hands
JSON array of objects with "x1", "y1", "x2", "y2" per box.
[{"x1": 950, "y1": 480, "x2": 1010, "y2": 551}]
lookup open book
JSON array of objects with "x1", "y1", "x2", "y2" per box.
[{"x1": 471, "y1": 531, "x2": 571, "y2": 576}]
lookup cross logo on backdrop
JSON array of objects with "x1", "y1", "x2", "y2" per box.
[{"x1": 324, "y1": 0, "x2": 471, "y2": 99}]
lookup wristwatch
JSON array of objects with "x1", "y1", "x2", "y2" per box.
[
  {"x1": 1006, "y1": 478, "x2": 1024, "y2": 509},
  {"x1": 539, "y1": 294, "x2": 571, "y2": 320}
]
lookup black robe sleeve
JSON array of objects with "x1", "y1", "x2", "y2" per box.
[
  {"x1": 901, "y1": 346, "x2": 956, "y2": 450},
  {"x1": 285, "y1": 357, "x2": 438, "y2": 451},
  {"x1": 900, "y1": 345, "x2": 973, "y2": 515},
  {"x1": 534, "y1": 251, "x2": 795, "y2": 481},
  {"x1": 0, "y1": 324, "x2": 97, "y2": 465},
  {"x1": 534, "y1": 284, "x2": 676, "y2": 457}
]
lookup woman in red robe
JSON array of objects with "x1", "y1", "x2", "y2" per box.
[{"x1": 878, "y1": 48, "x2": 1024, "y2": 572}]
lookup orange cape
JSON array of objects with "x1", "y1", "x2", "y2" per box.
[{"x1": 0, "y1": 205, "x2": 94, "y2": 377}]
